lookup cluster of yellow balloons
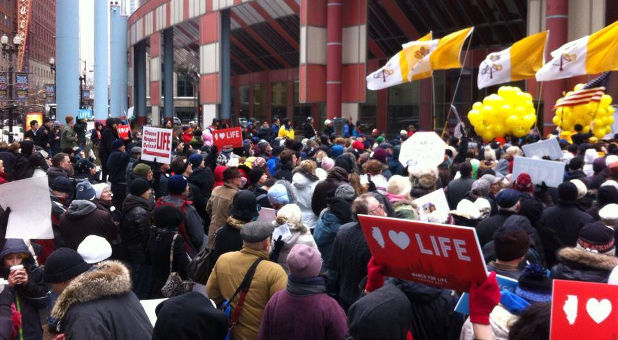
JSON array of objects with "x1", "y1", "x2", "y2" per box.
[
  {"x1": 552, "y1": 83, "x2": 615, "y2": 139},
  {"x1": 467, "y1": 86, "x2": 536, "y2": 140}
]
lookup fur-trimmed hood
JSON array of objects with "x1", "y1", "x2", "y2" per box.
[
  {"x1": 556, "y1": 247, "x2": 618, "y2": 271},
  {"x1": 51, "y1": 261, "x2": 132, "y2": 329},
  {"x1": 552, "y1": 247, "x2": 618, "y2": 283}
]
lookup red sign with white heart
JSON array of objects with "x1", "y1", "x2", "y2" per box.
[
  {"x1": 117, "y1": 124, "x2": 131, "y2": 140},
  {"x1": 551, "y1": 279, "x2": 618, "y2": 339},
  {"x1": 212, "y1": 127, "x2": 243, "y2": 150},
  {"x1": 358, "y1": 215, "x2": 487, "y2": 292}
]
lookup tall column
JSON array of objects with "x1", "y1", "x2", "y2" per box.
[
  {"x1": 134, "y1": 42, "x2": 147, "y2": 124},
  {"x1": 199, "y1": 12, "x2": 221, "y2": 127},
  {"x1": 326, "y1": 0, "x2": 342, "y2": 119},
  {"x1": 542, "y1": 0, "x2": 568, "y2": 134},
  {"x1": 163, "y1": 28, "x2": 174, "y2": 118},
  {"x1": 419, "y1": 79, "x2": 432, "y2": 130},
  {"x1": 299, "y1": 0, "x2": 326, "y2": 118},
  {"x1": 94, "y1": 0, "x2": 109, "y2": 120},
  {"x1": 150, "y1": 32, "x2": 161, "y2": 126},
  {"x1": 220, "y1": 10, "x2": 231, "y2": 120},
  {"x1": 110, "y1": 2, "x2": 128, "y2": 118},
  {"x1": 341, "y1": 0, "x2": 367, "y2": 123},
  {"x1": 56, "y1": 0, "x2": 80, "y2": 124}
]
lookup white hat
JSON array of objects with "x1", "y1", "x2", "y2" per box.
[
  {"x1": 324, "y1": 119, "x2": 332, "y2": 125},
  {"x1": 601, "y1": 180, "x2": 618, "y2": 191},
  {"x1": 450, "y1": 199, "x2": 481, "y2": 220},
  {"x1": 599, "y1": 204, "x2": 618, "y2": 222},
  {"x1": 607, "y1": 155, "x2": 618, "y2": 167},
  {"x1": 92, "y1": 183, "x2": 110, "y2": 200},
  {"x1": 474, "y1": 197, "x2": 492, "y2": 216},
  {"x1": 77, "y1": 235, "x2": 112, "y2": 264},
  {"x1": 569, "y1": 179, "x2": 588, "y2": 200},
  {"x1": 400, "y1": 130, "x2": 408, "y2": 135}
]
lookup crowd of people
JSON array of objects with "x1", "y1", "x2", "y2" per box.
[{"x1": 0, "y1": 114, "x2": 617, "y2": 339}]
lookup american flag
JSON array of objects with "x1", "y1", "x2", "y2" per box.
[{"x1": 553, "y1": 72, "x2": 611, "y2": 110}]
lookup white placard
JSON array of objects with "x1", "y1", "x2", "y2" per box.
[
  {"x1": 140, "y1": 298, "x2": 166, "y2": 325},
  {"x1": 399, "y1": 132, "x2": 447, "y2": 170},
  {"x1": 0, "y1": 176, "x2": 53, "y2": 239},
  {"x1": 412, "y1": 189, "x2": 450, "y2": 222},
  {"x1": 522, "y1": 138, "x2": 562, "y2": 160},
  {"x1": 141, "y1": 126, "x2": 173, "y2": 164},
  {"x1": 257, "y1": 207, "x2": 276, "y2": 222},
  {"x1": 512, "y1": 156, "x2": 565, "y2": 188}
]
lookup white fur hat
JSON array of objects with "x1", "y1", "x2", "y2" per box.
[
  {"x1": 599, "y1": 204, "x2": 618, "y2": 222},
  {"x1": 92, "y1": 183, "x2": 110, "y2": 200},
  {"x1": 77, "y1": 235, "x2": 112, "y2": 264}
]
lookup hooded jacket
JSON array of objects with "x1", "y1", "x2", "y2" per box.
[
  {"x1": 551, "y1": 247, "x2": 618, "y2": 283},
  {"x1": 49, "y1": 261, "x2": 153, "y2": 339},
  {"x1": 313, "y1": 198, "x2": 352, "y2": 267},
  {"x1": 147, "y1": 226, "x2": 190, "y2": 298},
  {"x1": 121, "y1": 194, "x2": 154, "y2": 263},
  {"x1": 311, "y1": 167, "x2": 348, "y2": 216},
  {"x1": 58, "y1": 200, "x2": 118, "y2": 250},
  {"x1": 292, "y1": 169, "x2": 319, "y2": 228},
  {"x1": 206, "y1": 183, "x2": 239, "y2": 248}
]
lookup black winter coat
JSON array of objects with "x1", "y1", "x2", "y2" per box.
[
  {"x1": 100, "y1": 126, "x2": 118, "y2": 161},
  {"x1": 474, "y1": 210, "x2": 517, "y2": 247},
  {"x1": 121, "y1": 194, "x2": 153, "y2": 263},
  {"x1": 551, "y1": 247, "x2": 618, "y2": 283},
  {"x1": 107, "y1": 149, "x2": 131, "y2": 184},
  {"x1": 212, "y1": 217, "x2": 246, "y2": 263},
  {"x1": 540, "y1": 202, "x2": 593, "y2": 253},
  {"x1": 311, "y1": 167, "x2": 348, "y2": 216},
  {"x1": 274, "y1": 163, "x2": 293, "y2": 182},
  {"x1": 147, "y1": 227, "x2": 190, "y2": 298}
]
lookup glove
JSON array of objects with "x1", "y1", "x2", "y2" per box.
[
  {"x1": 469, "y1": 271, "x2": 501, "y2": 325},
  {"x1": 269, "y1": 236, "x2": 285, "y2": 262},
  {"x1": 364, "y1": 257, "x2": 386, "y2": 292}
]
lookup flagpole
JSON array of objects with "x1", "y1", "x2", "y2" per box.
[
  {"x1": 441, "y1": 31, "x2": 473, "y2": 138},
  {"x1": 535, "y1": 81, "x2": 543, "y2": 134},
  {"x1": 432, "y1": 74, "x2": 436, "y2": 132}
]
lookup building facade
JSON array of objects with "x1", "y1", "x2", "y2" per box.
[{"x1": 127, "y1": 0, "x2": 618, "y2": 136}]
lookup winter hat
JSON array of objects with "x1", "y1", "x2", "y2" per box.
[
  {"x1": 321, "y1": 157, "x2": 335, "y2": 171},
  {"x1": 569, "y1": 179, "x2": 588, "y2": 200},
  {"x1": 598, "y1": 186, "x2": 618, "y2": 206},
  {"x1": 515, "y1": 264, "x2": 552, "y2": 303},
  {"x1": 331, "y1": 144, "x2": 344, "y2": 158},
  {"x1": 268, "y1": 183, "x2": 290, "y2": 205},
  {"x1": 352, "y1": 140, "x2": 365, "y2": 151},
  {"x1": 153, "y1": 205, "x2": 184, "y2": 228},
  {"x1": 496, "y1": 189, "x2": 520, "y2": 209},
  {"x1": 387, "y1": 175, "x2": 412, "y2": 197},
  {"x1": 577, "y1": 221, "x2": 615, "y2": 254},
  {"x1": 231, "y1": 190, "x2": 259, "y2": 222},
  {"x1": 593, "y1": 157, "x2": 607, "y2": 173},
  {"x1": 375, "y1": 136, "x2": 385, "y2": 144},
  {"x1": 470, "y1": 179, "x2": 490, "y2": 197},
  {"x1": 77, "y1": 235, "x2": 112, "y2": 264},
  {"x1": 324, "y1": 119, "x2": 332, "y2": 126},
  {"x1": 240, "y1": 221, "x2": 275, "y2": 243},
  {"x1": 111, "y1": 139, "x2": 124, "y2": 150},
  {"x1": 493, "y1": 224, "x2": 530, "y2": 261},
  {"x1": 133, "y1": 163, "x2": 151, "y2": 178},
  {"x1": 44, "y1": 248, "x2": 90, "y2": 283},
  {"x1": 130, "y1": 178, "x2": 151, "y2": 196},
  {"x1": 130, "y1": 146, "x2": 142, "y2": 154},
  {"x1": 450, "y1": 199, "x2": 481, "y2": 220},
  {"x1": 275, "y1": 204, "x2": 302, "y2": 227},
  {"x1": 0, "y1": 239, "x2": 30, "y2": 259},
  {"x1": 251, "y1": 157, "x2": 266, "y2": 169},
  {"x1": 248, "y1": 167, "x2": 265, "y2": 185},
  {"x1": 558, "y1": 181, "x2": 579, "y2": 203},
  {"x1": 513, "y1": 173, "x2": 533, "y2": 193},
  {"x1": 92, "y1": 183, "x2": 110, "y2": 200},
  {"x1": 188, "y1": 153, "x2": 204, "y2": 168},
  {"x1": 569, "y1": 157, "x2": 583, "y2": 170},
  {"x1": 481, "y1": 174, "x2": 501, "y2": 185},
  {"x1": 287, "y1": 244, "x2": 322, "y2": 278},
  {"x1": 168, "y1": 175, "x2": 188, "y2": 195},
  {"x1": 75, "y1": 181, "x2": 96, "y2": 201},
  {"x1": 335, "y1": 154, "x2": 356, "y2": 174},
  {"x1": 335, "y1": 183, "x2": 356, "y2": 201},
  {"x1": 372, "y1": 148, "x2": 388, "y2": 163},
  {"x1": 601, "y1": 180, "x2": 618, "y2": 191},
  {"x1": 474, "y1": 197, "x2": 492, "y2": 217},
  {"x1": 51, "y1": 176, "x2": 73, "y2": 193},
  {"x1": 599, "y1": 204, "x2": 618, "y2": 224}
]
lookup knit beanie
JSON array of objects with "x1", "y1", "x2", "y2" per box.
[
  {"x1": 75, "y1": 181, "x2": 96, "y2": 201},
  {"x1": 268, "y1": 183, "x2": 290, "y2": 205},
  {"x1": 77, "y1": 235, "x2": 112, "y2": 264},
  {"x1": 188, "y1": 153, "x2": 204, "y2": 168},
  {"x1": 470, "y1": 179, "x2": 490, "y2": 197},
  {"x1": 252, "y1": 157, "x2": 266, "y2": 169},
  {"x1": 558, "y1": 181, "x2": 579, "y2": 203},
  {"x1": 44, "y1": 248, "x2": 90, "y2": 283},
  {"x1": 372, "y1": 148, "x2": 388, "y2": 163},
  {"x1": 513, "y1": 173, "x2": 533, "y2": 193},
  {"x1": 111, "y1": 139, "x2": 124, "y2": 150},
  {"x1": 286, "y1": 244, "x2": 322, "y2": 278},
  {"x1": 496, "y1": 189, "x2": 520, "y2": 209},
  {"x1": 168, "y1": 175, "x2": 188, "y2": 195},
  {"x1": 493, "y1": 223, "x2": 529, "y2": 261},
  {"x1": 130, "y1": 178, "x2": 151, "y2": 196},
  {"x1": 577, "y1": 221, "x2": 615, "y2": 255},
  {"x1": 133, "y1": 163, "x2": 151, "y2": 178},
  {"x1": 335, "y1": 154, "x2": 355, "y2": 174},
  {"x1": 153, "y1": 205, "x2": 184, "y2": 228},
  {"x1": 599, "y1": 203, "x2": 618, "y2": 224},
  {"x1": 598, "y1": 186, "x2": 618, "y2": 206},
  {"x1": 321, "y1": 157, "x2": 335, "y2": 171},
  {"x1": 335, "y1": 183, "x2": 356, "y2": 201},
  {"x1": 387, "y1": 175, "x2": 412, "y2": 197},
  {"x1": 92, "y1": 183, "x2": 110, "y2": 199},
  {"x1": 51, "y1": 176, "x2": 74, "y2": 193},
  {"x1": 331, "y1": 145, "x2": 344, "y2": 158},
  {"x1": 515, "y1": 264, "x2": 552, "y2": 303}
]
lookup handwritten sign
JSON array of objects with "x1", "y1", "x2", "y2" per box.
[
  {"x1": 512, "y1": 157, "x2": 565, "y2": 188},
  {"x1": 551, "y1": 280, "x2": 618, "y2": 339},
  {"x1": 455, "y1": 274, "x2": 518, "y2": 314},
  {"x1": 212, "y1": 127, "x2": 243, "y2": 150},
  {"x1": 399, "y1": 132, "x2": 447, "y2": 170},
  {"x1": 0, "y1": 176, "x2": 53, "y2": 239},
  {"x1": 117, "y1": 124, "x2": 131, "y2": 140},
  {"x1": 412, "y1": 189, "x2": 450, "y2": 222},
  {"x1": 142, "y1": 126, "x2": 173, "y2": 164},
  {"x1": 358, "y1": 215, "x2": 487, "y2": 292},
  {"x1": 522, "y1": 138, "x2": 562, "y2": 160}
]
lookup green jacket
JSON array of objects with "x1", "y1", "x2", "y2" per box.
[{"x1": 61, "y1": 124, "x2": 77, "y2": 150}]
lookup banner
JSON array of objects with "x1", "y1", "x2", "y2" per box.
[
  {"x1": 358, "y1": 215, "x2": 487, "y2": 292},
  {"x1": 455, "y1": 274, "x2": 518, "y2": 314},
  {"x1": 142, "y1": 126, "x2": 173, "y2": 164},
  {"x1": 16, "y1": 0, "x2": 32, "y2": 72},
  {"x1": 551, "y1": 279, "x2": 618, "y2": 339},
  {"x1": 0, "y1": 73, "x2": 8, "y2": 102},
  {"x1": 117, "y1": 124, "x2": 131, "y2": 140},
  {"x1": 521, "y1": 138, "x2": 563, "y2": 160},
  {"x1": 0, "y1": 176, "x2": 53, "y2": 239},
  {"x1": 44, "y1": 84, "x2": 55, "y2": 104},
  {"x1": 212, "y1": 127, "x2": 243, "y2": 149},
  {"x1": 15, "y1": 73, "x2": 28, "y2": 102},
  {"x1": 512, "y1": 156, "x2": 565, "y2": 187},
  {"x1": 398, "y1": 131, "x2": 447, "y2": 170},
  {"x1": 77, "y1": 108, "x2": 93, "y2": 120}
]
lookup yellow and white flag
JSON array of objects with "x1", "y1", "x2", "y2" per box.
[
  {"x1": 536, "y1": 21, "x2": 618, "y2": 81},
  {"x1": 478, "y1": 31, "x2": 548, "y2": 89},
  {"x1": 366, "y1": 33, "x2": 432, "y2": 90},
  {"x1": 410, "y1": 27, "x2": 474, "y2": 81}
]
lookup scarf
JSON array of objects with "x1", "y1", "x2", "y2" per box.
[{"x1": 286, "y1": 275, "x2": 326, "y2": 296}]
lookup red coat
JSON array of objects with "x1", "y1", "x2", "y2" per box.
[
  {"x1": 0, "y1": 171, "x2": 7, "y2": 184},
  {"x1": 182, "y1": 129, "x2": 193, "y2": 144}
]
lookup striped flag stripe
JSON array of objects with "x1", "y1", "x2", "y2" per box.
[{"x1": 553, "y1": 87, "x2": 605, "y2": 109}]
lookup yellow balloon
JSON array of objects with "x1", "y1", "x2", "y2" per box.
[
  {"x1": 493, "y1": 124, "x2": 506, "y2": 137},
  {"x1": 523, "y1": 114, "x2": 536, "y2": 127},
  {"x1": 574, "y1": 83, "x2": 585, "y2": 91},
  {"x1": 608, "y1": 106, "x2": 615, "y2": 114},
  {"x1": 594, "y1": 129, "x2": 606, "y2": 138},
  {"x1": 601, "y1": 94, "x2": 613, "y2": 107},
  {"x1": 582, "y1": 126, "x2": 590, "y2": 133},
  {"x1": 472, "y1": 102, "x2": 483, "y2": 111},
  {"x1": 594, "y1": 118, "x2": 604, "y2": 127},
  {"x1": 552, "y1": 116, "x2": 561, "y2": 126},
  {"x1": 505, "y1": 115, "x2": 519, "y2": 127}
]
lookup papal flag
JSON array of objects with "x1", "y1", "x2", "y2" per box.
[
  {"x1": 366, "y1": 33, "x2": 432, "y2": 90},
  {"x1": 409, "y1": 27, "x2": 474, "y2": 81},
  {"x1": 536, "y1": 21, "x2": 618, "y2": 81},
  {"x1": 477, "y1": 31, "x2": 548, "y2": 89}
]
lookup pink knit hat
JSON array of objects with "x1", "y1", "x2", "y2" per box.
[
  {"x1": 321, "y1": 157, "x2": 335, "y2": 172},
  {"x1": 286, "y1": 244, "x2": 322, "y2": 278}
]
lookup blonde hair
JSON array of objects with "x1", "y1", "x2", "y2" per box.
[
  {"x1": 315, "y1": 150, "x2": 327, "y2": 163},
  {"x1": 298, "y1": 159, "x2": 317, "y2": 175},
  {"x1": 387, "y1": 175, "x2": 412, "y2": 198}
]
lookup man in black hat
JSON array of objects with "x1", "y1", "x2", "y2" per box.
[
  {"x1": 44, "y1": 248, "x2": 153, "y2": 339},
  {"x1": 107, "y1": 139, "x2": 131, "y2": 210},
  {"x1": 486, "y1": 224, "x2": 530, "y2": 279}
]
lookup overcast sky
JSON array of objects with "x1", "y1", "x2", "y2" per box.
[{"x1": 79, "y1": 0, "x2": 95, "y2": 82}]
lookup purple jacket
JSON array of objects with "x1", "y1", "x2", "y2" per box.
[{"x1": 259, "y1": 290, "x2": 347, "y2": 340}]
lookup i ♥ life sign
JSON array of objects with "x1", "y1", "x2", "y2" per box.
[
  {"x1": 212, "y1": 127, "x2": 243, "y2": 149},
  {"x1": 551, "y1": 280, "x2": 618, "y2": 339},
  {"x1": 358, "y1": 215, "x2": 487, "y2": 292}
]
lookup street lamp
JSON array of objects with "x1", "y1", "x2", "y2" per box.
[
  {"x1": 49, "y1": 57, "x2": 56, "y2": 104},
  {"x1": 1, "y1": 33, "x2": 22, "y2": 143}
]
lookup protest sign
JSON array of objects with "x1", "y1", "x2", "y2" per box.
[
  {"x1": 522, "y1": 138, "x2": 562, "y2": 160},
  {"x1": 399, "y1": 132, "x2": 446, "y2": 170},
  {"x1": 212, "y1": 127, "x2": 243, "y2": 149},
  {"x1": 25, "y1": 113, "x2": 43, "y2": 131},
  {"x1": 551, "y1": 279, "x2": 618, "y2": 339},
  {"x1": 455, "y1": 274, "x2": 518, "y2": 314},
  {"x1": 141, "y1": 126, "x2": 173, "y2": 164},
  {"x1": 412, "y1": 189, "x2": 450, "y2": 222},
  {"x1": 512, "y1": 156, "x2": 565, "y2": 188},
  {"x1": 257, "y1": 207, "x2": 276, "y2": 223},
  {"x1": 140, "y1": 298, "x2": 166, "y2": 326},
  {"x1": 117, "y1": 124, "x2": 131, "y2": 140},
  {"x1": 358, "y1": 215, "x2": 487, "y2": 292},
  {"x1": 0, "y1": 176, "x2": 53, "y2": 239}
]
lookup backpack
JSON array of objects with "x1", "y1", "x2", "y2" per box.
[
  {"x1": 185, "y1": 227, "x2": 219, "y2": 284},
  {"x1": 155, "y1": 197, "x2": 193, "y2": 254}
]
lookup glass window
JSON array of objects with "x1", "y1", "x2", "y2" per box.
[
  {"x1": 253, "y1": 84, "x2": 265, "y2": 121},
  {"x1": 176, "y1": 73, "x2": 194, "y2": 97}
]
